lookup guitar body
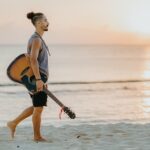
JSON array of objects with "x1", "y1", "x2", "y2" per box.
[
  {"x1": 7, "y1": 53, "x2": 47, "y2": 93},
  {"x1": 7, "y1": 53, "x2": 76, "y2": 119}
]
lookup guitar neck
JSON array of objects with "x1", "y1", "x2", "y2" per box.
[{"x1": 43, "y1": 87, "x2": 65, "y2": 108}]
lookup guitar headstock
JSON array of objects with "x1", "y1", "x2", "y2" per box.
[{"x1": 63, "y1": 107, "x2": 76, "y2": 119}]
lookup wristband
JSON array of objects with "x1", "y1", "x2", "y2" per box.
[{"x1": 36, "y1": 78, "x2": 41, "y2": 81}]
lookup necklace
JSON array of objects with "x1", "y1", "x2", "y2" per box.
[{"x1": 35, "y1": 32, "x2": 51, "y2": 56}]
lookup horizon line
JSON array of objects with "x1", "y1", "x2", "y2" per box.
[{"x1": 0, "y1": 43, "x2": 150, "y2": 47}]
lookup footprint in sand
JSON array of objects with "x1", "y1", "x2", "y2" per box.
[{"x1": 76, "y1": 133, "x2": 91, "y2": 141}]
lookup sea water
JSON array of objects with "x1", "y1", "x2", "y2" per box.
[{"x1": 0, "y1": 45, "x2": 150, "y2": 127}]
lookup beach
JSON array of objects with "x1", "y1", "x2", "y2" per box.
[
  {"x1": 1, "y1": 45, "x2": 150, "y2": 149},
  {"x1": 1, "y1": 123, "x2": 150, "y2": 150},
  {"x1": 0, "y1": 0, "x2": 150, "y2": 148},
  {"x1": 1, "y1": 81, "x2": 150, "y2": 149}
]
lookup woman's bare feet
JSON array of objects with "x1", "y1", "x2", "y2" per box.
[{"x1": 7, "y1": 121, "x2": 17, "y2": 138}]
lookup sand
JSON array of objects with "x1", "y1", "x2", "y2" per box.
[{"x1": 0, "y1": 123, "x2": 150, "y2": 150}]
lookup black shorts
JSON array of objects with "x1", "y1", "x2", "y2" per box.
[
  {"x1": 29, "y1": 72, "x2": 48, "y2": 107},
  {"x1": 29, "y1": 91, "x2": 47, "y2": 107}
]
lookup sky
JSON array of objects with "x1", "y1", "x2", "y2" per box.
[{"x1": 0, "y1": 0, "x2": 150, "y2": 45}]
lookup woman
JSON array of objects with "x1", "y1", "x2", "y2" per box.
[{"x1": 7, "y1": 11, "x2": 50, "y2": 142}]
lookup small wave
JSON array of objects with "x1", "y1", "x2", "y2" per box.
[
  {"x1": 49, "y1": 79, "x2": 150, "y2": 84},
  {"x1": 0, "y1": 83, "x2": 19, "y2": 87},
  {"x1": 1, "y1": 79, "x2": 150, "y2": 87}
]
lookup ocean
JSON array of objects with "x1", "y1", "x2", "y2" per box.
[{"x1": 0, "y1": 45, "x2": 150, "y2": 127}]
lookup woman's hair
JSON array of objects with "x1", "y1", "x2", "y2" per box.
[{"x1": 27, "y1": 12, "x2": 44, "y2": 25}]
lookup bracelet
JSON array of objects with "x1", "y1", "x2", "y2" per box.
[{"x1": 36, "y1": 78, "x2": 41, "y2": 81}]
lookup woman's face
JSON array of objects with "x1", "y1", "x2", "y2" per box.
[{"x1": 37, "y1": 15, "x2": 49, "y2": 31}]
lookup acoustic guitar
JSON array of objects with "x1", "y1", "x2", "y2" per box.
[{"x1": 7, "y1": 53, "x2": 76, "y2": 119}]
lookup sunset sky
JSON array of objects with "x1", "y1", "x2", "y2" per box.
[{"x1": 0, "y1": 0, "x2": 150, "y2": 45}]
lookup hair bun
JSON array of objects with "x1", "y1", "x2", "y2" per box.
[{"x1": 27, "y1": 12, "x2": 35, "y2": 20}]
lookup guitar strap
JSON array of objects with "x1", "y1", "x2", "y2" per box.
[{"x1": 35, "y1": 32, "x2": 51, "y2": 56}]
